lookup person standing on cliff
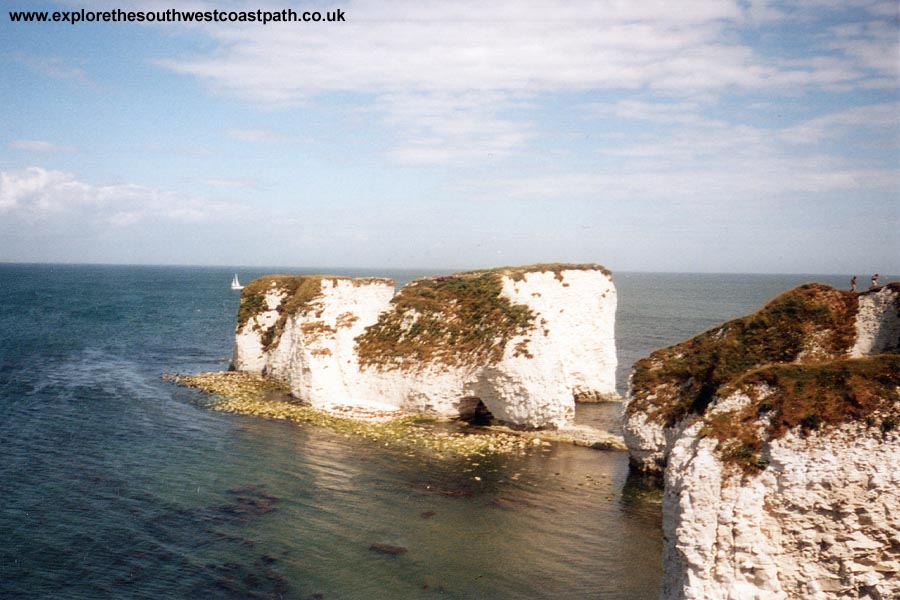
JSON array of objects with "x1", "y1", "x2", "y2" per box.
[
  {"x1": 851, "y1": 276, "x2": 857, "y2": 292},
  {"x1": 871, "y1": 273, "x2": 879, "y2": 289}
]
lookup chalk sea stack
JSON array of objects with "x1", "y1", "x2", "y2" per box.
[{"x1": 232, "y1": 264, "x2": 618, "y2": 429}]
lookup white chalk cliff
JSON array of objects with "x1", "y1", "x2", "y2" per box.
[
  {"x1": 664, "y1": 408, "x2": 900, "y2": 600},
  {"x1": 232, "y1": 264, "x2": 617, "y2": 428},
  {"x1": 623, "y1": 282, "x2": 900, "y2": 600}
]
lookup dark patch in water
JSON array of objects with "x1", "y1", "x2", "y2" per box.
[
  {"x1": 369, "y1": 543, "x2": 408, "y2": 556},
  {"x1": 227, "y1": 483, "x2": 280, "y2": 503},
  {"x1": 220, "y1": 484, "x2": 281, "y2": 517},
  {"x1": 490, "y1": 497, "x2": 515, "y2": 510},
  {"x1": 489, "y1": 494, "x2": 557, "y2": 513},
  {"x1": 195, "y1": 561, "x2": 290, "y2": 599}
]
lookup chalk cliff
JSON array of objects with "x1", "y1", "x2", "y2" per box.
[
  {"x1": 232, "y1": 264, "x2": 617, "y2": 428},
  {"x1": 623, "y1": 283, "x2": 900, "y2": 599},
  {"x1": 664, "y1": 389, "x2": 900, "y2": 600}
]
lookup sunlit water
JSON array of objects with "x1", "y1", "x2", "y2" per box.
[{"x1": 0, "y1": 264, "x2": 878, "y2": 599}]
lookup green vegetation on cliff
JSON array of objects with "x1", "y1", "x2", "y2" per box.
[
  {"x1": 355, "y1": 270, "x2": 537, "y2": 371},
  {"x1": 628, "y1": 281, "x2": 900, "y2": 473},
  {"x1": 240, "y1": 265, "x2": 607, "y2": 361},
  {"x1": 628, "y1": 283, "x2": 859, "y2": 427},
  {"x1": 463, "y1": 263, "x2": 612, "y2": 282},
  {"x1": 354, "y1": 263, "x2": 610, "y2": 371},
  {"x1": 707, "y1": 355, "x2": 900, "y2": 473}
]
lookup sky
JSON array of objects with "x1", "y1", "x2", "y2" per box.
[{"x1": 1, "y1": 0, "x2": 898, "y2": 274}]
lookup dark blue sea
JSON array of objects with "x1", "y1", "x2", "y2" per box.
[{"x1": 0, "y1": 264, "x2": 878, "y2": 599}]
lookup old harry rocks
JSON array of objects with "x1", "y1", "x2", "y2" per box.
[{"x1": 232, "y1": 264, "x2": 618, "y2": 429}]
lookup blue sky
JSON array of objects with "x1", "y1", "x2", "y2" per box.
[{"x1": 1, "y1": 0, "x2": 897, "y2": 273}]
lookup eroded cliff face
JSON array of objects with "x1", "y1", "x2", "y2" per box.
[
  {"x1": 232, "y1": 264, "x2": 617, "y2": 428},
  {"x1": 664, "y1": 413, "x2": 900, "y2": 600},
  {"x1": 623, "y1": 283, "x2": 900, "y2": 600},
  {"x1": 852, "y1": 283, "x2": 900, "y2": 357},
  {"x1": 233, "y1": 275, "x2": 394, "y2": 370}
]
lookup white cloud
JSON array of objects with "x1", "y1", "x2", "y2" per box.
[
  {"x1": 159, "y1": 2, "x2": 755, "y2": 101},
  {"x1": 826, "y1": 20, "x2": 900, "y2": 78},
  {"x1": 377, "y1": 91, "x2": 532, "y2": 164},
  {"x1": 741, "y1": 0, "x2": 785, "y2": 23},
  {"x1": 779, "y1": 102, "x2": 900, "y2": 144},
  {"x1": 9, "y1": 139, "x2": 78, "y2": 153},
  {"x1": 190, "y1": 176, "x2": 260, "y2": 189},
  {"x1": 0, "y1": 166, "x2": 231, "y2": 225},
  {"x1": 10, "y1": 53, "x2": 97, "y2": 88},
  {"x1": 461, "y1": 101, "x2": 899, "y2": 205},
  {"x1": 154, "y1": 0, "x2": 898, "y2": 100},
  {"x1": 864, "y1": 1, "x2": 899, "y2": 17},
  {"x1": 582, "y1": 99, "x2": 715, "y2": 126},
  {"x1": 142, "y1": 142, "x2": 212, "y2": 156},
  {"x1": 225, "y1": 128, "x2": 284, "y2": 143},
  {"x1": 145, "y1": 0, "x2": 898, "y2": 164},
  {"x1": 467, "y1": 160, "x2": 896, "y2": 214}
]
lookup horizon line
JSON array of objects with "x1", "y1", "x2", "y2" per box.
[{"x1": 1, "y1": 260, "x2": 895, "y2": 279}]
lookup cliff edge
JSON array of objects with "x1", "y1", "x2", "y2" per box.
[
  {"x1": 623, "y1": 282, "x2": 900, "y2": 599},
  {"x1": 232, "y1": 264, "x2": 617, "y2": 429}
]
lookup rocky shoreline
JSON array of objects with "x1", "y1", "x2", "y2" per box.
[{"x1": 164, "y1": 371, "x2": 624, "y2": 458}]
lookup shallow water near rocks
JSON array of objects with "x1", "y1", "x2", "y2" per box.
[{"x1": 1, "y1": 264, "x2": 877, "y2": 599}]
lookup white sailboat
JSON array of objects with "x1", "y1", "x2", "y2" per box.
[{"x1": 231, "y1": 274, "x2": 244, "y2": 290}]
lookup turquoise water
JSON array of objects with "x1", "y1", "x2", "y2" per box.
[{"x1": 0, "y1": 264, "x2": 879, "y2": 599}]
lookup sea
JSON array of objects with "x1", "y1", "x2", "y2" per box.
[{"x1": 0, "y1": 264, "x2": 883, "y2": 600}]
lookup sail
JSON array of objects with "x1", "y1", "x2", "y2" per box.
[{"x1": 231, "y1": 274, "x2": 243, "y2": 290}]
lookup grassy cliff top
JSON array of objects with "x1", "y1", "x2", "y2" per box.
[
  {"x1": 628, "y1": 281, "x2": 900, "y2": 473},
  {"x1": 706, "y1": 354, "x2": 900, "y2": 473},
  {"x1": 355, "y1": 270, "x2": 538, "y2": 371},
  {"x1": 235, "y1": 266, "x2": 611, "y2": 358},
  {"x1": 628, "y1": 283, "x2": 860, "y2": 427},
  {"x1": 236, "y1": 274, "x2": 394, "y2": 351},
  {"x1": 462, "y1": 263, "x2": 612, "y2": 282}
]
